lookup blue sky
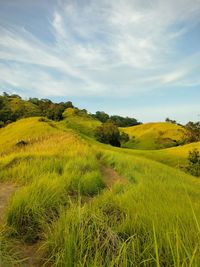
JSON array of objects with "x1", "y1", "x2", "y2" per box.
[{"x1": 0, "y1": 0, "x2": 200, "y2": 123}]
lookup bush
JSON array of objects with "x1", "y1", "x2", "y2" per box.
[
  {"x1": 0, "y1": 120, "x2": 4, "y2": 128},
  {"x1": 95, "y1": 122, "x2": 121, "y2": 147},
  {"x1": 15, "y1": 140, "x2": 28, "y2": 147},
  {"x1": 120, "y1": 132, "x2": 129, "y2": 143},
  {"x1": 184, "y1": 121, "x2": 200, "y2": 143},
  {"x1": 186, "y1": 148, "x2": 200, "y2": 177}
]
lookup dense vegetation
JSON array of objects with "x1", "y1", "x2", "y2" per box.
[
  {"x1": 92, "y1": 111, "x2": 141, "y2": 127},
  {"x1": 0, "y1": 92, "x2": 73, "y2": 126},
  {"x1": 0, "y1": 93, "x2": 141, "y2": 129},
  {"x1": 184, "y1": 121, "x2": 200, "y2": 143},
  {"x1": 0, "y1": 94, "x2": 200, "y2": 266},
  {"x1": 187, "y1": 148, "x2": 200, "y2": 177}
]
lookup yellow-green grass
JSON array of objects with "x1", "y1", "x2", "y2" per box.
[
  {"x1": 42, "y1": 149, "x2": 200, "y2": 266},
  {"x1": 0, "y1": 117, "x2": 59, "y2": 154},
  {"x1": 9, "y1": 97, "x2": 40, "y2": 116},
  {"x1": 123, "y1": 141, "x2": 200, "y2": 169},
  {"x1": 60, "y1": 108, "x2": 101, "y2": 137},
  {"x1": 0, "y1": 117, "x2": 200, "y2": 266},
  {"x1": 121, "y1": 122, "x2": 185, "y2": 150}
]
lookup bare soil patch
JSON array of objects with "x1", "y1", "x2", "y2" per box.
[{"x1": 101, "y1": 165, "x2": 127, "y2": 188}]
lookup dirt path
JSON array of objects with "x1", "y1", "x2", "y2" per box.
[
  {"x1": 0, "y1": 183, "x2": 19, "y2": 224},
  {"x1": 101, "y1": 165, "x2": 127, "y2": 188},
  {"x1": 15, "y1": 242, "x2": 42, "y2": 267},
  {"x1": 0, "y1": 167, "x2": 126, "y2": 266},
  {"x1": 0, "y1": 183, "x2": 41, "y2": 266}
]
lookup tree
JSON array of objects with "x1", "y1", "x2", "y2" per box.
[
  {"x1": 186, "y1": 148, "x2": 200, "y2": 177},
  {"x1": 120, "y1": 132, "x2": 129, "y2": 143},
  {"x1": 184, "y1": 121, "x2": 200, "y2": 143},
  {"x1": 165, "y1": 118, "x2": 177, "y2": 124},
  {"x1": 95, "y1": 122, "x2": 121, "y2": 147},
  {"x1": 94, "y1": 111, "x2": 109, "y2": 123},
  {"x1": 93, "y1": 111, "x2": 141, "y2": 127},
  {"x1": 110, "y1": 115, "x2": 141, "y2": 127}
]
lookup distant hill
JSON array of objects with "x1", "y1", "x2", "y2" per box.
[
  {"x1": 121, "y1": 122, "x2": 186, "y2": 150},
  {"x1": 59, "y1": 108, "x2": 101, "y2": 137},
  {"x1": 8, "y1": 97, "x2": 41, "y2": 117}
]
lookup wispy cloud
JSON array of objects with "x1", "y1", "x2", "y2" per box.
[{"x1": 0, "y1": 0, "x2": 200, "y2": 120}]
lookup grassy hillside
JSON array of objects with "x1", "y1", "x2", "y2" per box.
[
  {"x1": 128, "y1": 141, "x2": 200, "y2": 169},
  {"x1": 122, "y1": 122, "x2": 186, "y2": 150},
  {"x1": 0, "y1": 117, "x2": 200, "y2": 266},
  {"x1": 59, "y1": 108, "x2": 101, "y2": 137},
  {"x1": 0, "y1": 117, "x2": 59, "y2": 154},
  {"x1": 9, "y1": 97, "x2": 40, "y2": 117}
]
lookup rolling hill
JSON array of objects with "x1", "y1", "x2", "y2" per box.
[
  {"x1": 0, "y1": 115, "x2": 200, "y2": 266},
  {"x1": 128, "y1": 140, "x2": 200, "y2": 168},
  {"x1": 121, "y1": 122, "x2": 186, "y2": 150},
  {"x1": 59, "y1": 107, "x2": 101, "y2": 137}
]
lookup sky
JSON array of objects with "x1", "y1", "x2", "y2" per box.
[{"x1": 0, "y1": 0, "x2": 200, "y2": 123}]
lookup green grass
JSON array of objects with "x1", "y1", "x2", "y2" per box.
[
  {"x1": 121, "y1": 122, "x2": 185, "y2": 150},
  {"x1": 0, "y1": 117, "x2": 58, "y2": 154},
  {"x1": 121, "y1": 141, "x2": 200, "y2": 169},
  {"x1": 60, "y1": 108, "x2": 101, "y2": 137},
  {"x1": 9, "y1": 97, "x2": 40, "y2": 117},
  {"x1": 0, "y1": 117, "x2": 200, "y2": 266}
]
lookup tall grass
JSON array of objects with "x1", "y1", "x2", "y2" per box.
[{"x1": 1, "y1": 117, "x2": 200, "y2": 266}]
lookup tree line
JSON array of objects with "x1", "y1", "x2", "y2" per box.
[
  {"x1": 0, "y1": 92, "x2": 73, "y2": 127},
  {"x1": 92, "y1": 111, "x2": 141, "y2": 127},
  {"x1": 0, "y1": 92, "x2": 141, "y2": 128}
]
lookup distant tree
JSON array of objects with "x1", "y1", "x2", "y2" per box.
[
  {"x1": 184, "y1": 121, "x2": 200, "y2": 143},
  {"x1": 93, "y1": 111, "x2": 141, "y2": 127},
  {"x1": 95, "y1": 122, "x2": 121, "y2": 147},
  {"x1": 0, "y1": 95, "x2": 14, "y2": 123},
  {"x1": 94, "y1": 111, "x2": 109, "y2": 123},
  {"x1": 110, "y1": 115, "x2": 141, "y2": 127},
  {"x1": 10, "y1": 94, "x2": 21, "y2": 99},
  {"x1": 120, "y1": 132, "x2": 129, "y2": 143},
  {"x1": 29, "y1": 98, "x2": 40, "y2": 106},
  {"x1": 3, "y1": 92, "x2": 9, "y2": 97},
  {"x1": 186, "y1": 148, "x2": 200, "y2": 177},
  {"x1": 46, "y1": 104, "x2": 65, "y2": 121},
  {"x1": 165, "y1": 118, "x2": 177, "y2": 124},
  {"x1": 0, "y1": 121, "x2": 4, "y2": 128},
  {"x1": 63, "y1": 101, "x2": 73, "y2": 109}
]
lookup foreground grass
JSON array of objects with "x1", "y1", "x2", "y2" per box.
[
  {"x1": 0, "y1": 117, "x2": 200, "y2": 266},
  {"x1": 41, "y1": 148, "x2": 200, "y2": 266}
]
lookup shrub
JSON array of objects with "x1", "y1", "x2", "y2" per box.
[
  {"x1": 0, "y1": 120, "x2": 4, "y2": 128},
  {"x1": 15, "y1": 140, "x2": 28, "y2": 147},
  {"x1": 95, "y1": 122, "x2": 121, "y2": 147},
  {"x1": 186, "y1": 148, "x2": 200, "y2": 177},
  {"x1": 184, "y1": 121, "x2": 200, "y2": 143},
  {"x1": 120, "y1": 132, "x2": 129, "y2": 143}
]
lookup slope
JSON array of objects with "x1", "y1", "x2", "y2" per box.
[
  {"x1": 59, "y1": 108, "x2": 101, "y2": 137},
  {"x1": 0, "y1": 117, "x2": 200, "y2": 266},
  {"x1": 128, "y1": 140, "x2": 200, "y2": 168},
  {"x1": 0, "y1": 117, "x2": 59, "y2": 154},
  {"x1": 9, "y1": 97, "x2": 40, "y2": 117},
  {"x1": 121, "y1": 122, "x2": 186, "y2": 150}
]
